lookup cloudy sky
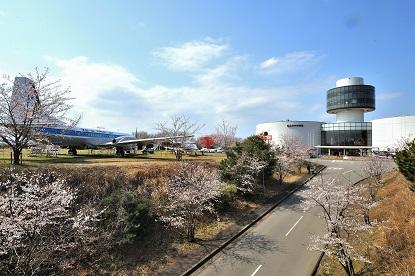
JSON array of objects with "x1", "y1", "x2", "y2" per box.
[{"x1": 0, "y1": 1, "x2": 414, "y2": 137}]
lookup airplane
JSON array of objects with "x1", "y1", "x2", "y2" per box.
[
  {"x1": 36, "y1": 125, "x2": 193, "y2": 156},
  {"x1": 2, "y1": 76, "x2": 193, "y2": 157}
]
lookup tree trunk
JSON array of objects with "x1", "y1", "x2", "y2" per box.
[
  {"x1": 187, "y1": 224, "x2": 195, "y2": 242},
  {"x1": 339, "y1": 248, "x2": 356, "y2": 276},
  {"x1": 13, "y1": 147, "x2": 21, "y2": 165},
  {"x1": 344, "y1": 256, "x2": 355, "y2": 276},
  {"x1": 175, "y1": 150, "x2": 182, "y2": 161},
  {"x1": 369, "y1": 182, "x2": 376, "y2": 202},
  {"x1": 364, "y1": 208, "x2": 371, "y2": 225}
]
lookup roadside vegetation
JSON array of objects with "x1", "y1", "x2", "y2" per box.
[
  {"x1": 317, "y1": 170, "x2": 415, "y2": 276},
  {"x1": 315, "y1": 138, "x2": 415, "y2": 276},
  {"x1": 0, "y1": 135, "x2": 313, "y2": 275}
]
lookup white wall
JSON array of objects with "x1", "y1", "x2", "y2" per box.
[
  {"x1": 336, "y1": 77, "x2": 364, "y2": 87},
  {"x1": 336, "y1": 109, "x2": 364, "y2": 122},
  {"x1": 256, "y1": 121, "x2": 322, "y2": 147},
  {"x1": 371, "y1": 116, "x2": 415, "y2": 151}
]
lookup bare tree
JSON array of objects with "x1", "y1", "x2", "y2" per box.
[
  {"x1": 133, "y1": 129, "x2": 150, "y2": 139},
  {"x1": 157, "y1": 114, "x2": 204, "y2": 160},
  {"x1": 215, "y1": 119, "x2": 238, "y2": 149},
  {"x1": 302, "y1": 176, "x2": 371, "y2": 276},
  {"x1": 0, "y1": 68, "x2": 77, "y2": 165},
  {"x1": 159, "y1": 163, "x2": 222, "y2": 242}
]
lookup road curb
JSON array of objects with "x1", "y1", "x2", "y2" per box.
[
  {"x1": 182, "y1": 166, "x2": 327, "y2": 276},
  {"x1": 311, "y1": 251, "x2": 325, "y2": 276}
]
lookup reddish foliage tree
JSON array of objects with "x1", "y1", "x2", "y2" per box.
[{"x1": 199, "y1": 135, "x2": 215, "y2": 149}]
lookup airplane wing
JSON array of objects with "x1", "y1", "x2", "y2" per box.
[{"x1": 101, "y1": 135, "x2": 193, "y2": 146}]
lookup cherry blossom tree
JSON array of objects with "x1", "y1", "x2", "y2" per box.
[
  {"x1": 231, "y1": 153, "x2": 267, "y2": 193},
  {"x1": 280, "y1": 135, "x2": 309, "y2": 172},
  {"x1": 0, "y1": 69, "x2": 78, "y2": 165},
  {"x1": 360, "y1": 156, "x2": 387, "y2": 224},
  {"x1": 0, "y1": 170, "x2": 100, "y2": 274},
  {"x1": 274, "y1": 152, "x2": 292, "y2": 184},
  {"x1": 302, "y1": 175, "x2": 371, "y2": 276},
  {"x1": 273, "y1": 135, "x2": 309, "y2": 184},
  {"x1": 159, "y1": 163, "x2": 222, "y2": 242},
  {"x1": 363, "y1": 155, "x2": 387, "y2": 202}
]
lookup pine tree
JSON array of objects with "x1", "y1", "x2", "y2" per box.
[{"x1": 394, "y1": 139, "x2": 415, "y2": 191}]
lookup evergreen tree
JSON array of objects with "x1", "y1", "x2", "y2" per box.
[{"x1": 394, "y1": 139, "x2": 415, "y2": 191}]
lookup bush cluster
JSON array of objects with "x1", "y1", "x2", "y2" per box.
[
  {"x1": 0, "y1": 162, "x2": 236, "y2": 274},
  {"x1": 220, "y1": 135, "x2": 275, "y2": 179},
  {"x1": 394, "y1": 138, "x2": 415, "y2": 191}
]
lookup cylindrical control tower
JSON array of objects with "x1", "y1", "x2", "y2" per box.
[{"x1": 326, "y1": 77, "x2": 375, "y2": 122}]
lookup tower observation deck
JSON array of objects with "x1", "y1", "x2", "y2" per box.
[{"x1": 326, "y1": 77, "x2": 375, "y2": 122}]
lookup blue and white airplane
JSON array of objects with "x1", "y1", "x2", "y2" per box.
[
  {"x1": 37, "y1": 125, "x2": 193, "y2": 156},
  {"x1": 4, "y1": 76, "x2": 193, "y2": 156}
]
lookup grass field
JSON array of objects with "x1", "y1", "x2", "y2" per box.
[{"x1": 0, "y1": 148, "x2": 226, "y2": 167}]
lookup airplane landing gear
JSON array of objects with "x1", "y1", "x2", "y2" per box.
[
  {"x1": 175, "y1": 150, "x2": 182, "y2": 161},
  {"x1": 68, "y1": 147, "x2": 77, "y2": 155},
  {"x1": 116, "y1": 147, "x2": 125, "y2": 157}
]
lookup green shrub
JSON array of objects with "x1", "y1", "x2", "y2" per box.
[
  {"x1": 221, "y1": 181, "x2": 238, "y2": 202},
  {"x1": 101, "y1": 190, "x2": 152, "y2": 245},
  {"x1": 219, "y1": 135, "x2": 275, "y2": 183},
  {"x1": 394, "y1": 139, "x2": 415, "y2": 191}
]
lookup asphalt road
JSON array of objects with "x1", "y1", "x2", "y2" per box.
[{"x1": 192, "y1": 158, "x2": 395, "y2": 276}]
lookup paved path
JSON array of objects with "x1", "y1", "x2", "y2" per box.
[{"x1": 192, "y1": 159, "x2": 395, "y2": 276}]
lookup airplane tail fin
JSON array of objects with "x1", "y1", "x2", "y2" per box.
[
  {"x1": 12, "y1": 77, "x2": 39, "y2": 106},
  {"x1": 11, "y1": 77, "x2": 40, "y2": 123}
]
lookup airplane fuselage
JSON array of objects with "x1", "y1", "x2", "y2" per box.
[{"x1": 38, "y1": 126, "x2": 132, "y2": 149}]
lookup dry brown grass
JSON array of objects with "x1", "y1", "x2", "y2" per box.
[
  {"x1": 369, "y1": 171, "x2": 415, "y2": 276},
  {"x1": 317, "y1": 170, "x2": 415, "y2": 276}
]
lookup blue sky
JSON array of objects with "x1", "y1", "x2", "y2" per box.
[{"x1": 1, "y1": 0, "x2": 414, "y2": 137}]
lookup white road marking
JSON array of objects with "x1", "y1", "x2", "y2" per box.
[
  {"x1": 328, "y1": 167, "x2": 343, "y2": 170},
  {"x1": 285, "y1": 216, "x2": 304, "y2": 237},
  {"x1": 342, "y1": 170, "x2": 353, "y2": 175},
  {"x1": 251, "y1": 265, "x2": 263, "y2": 276}
]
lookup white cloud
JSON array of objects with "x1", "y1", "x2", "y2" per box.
[
  {"x1": 377, "y1": 92, "x2": 402, "y2": 101},
  {"x1": 153, "y1": 39, "x2": 228, "y2": 71},
  {"x1": 46, "y1": 43, "x2": 325, "y2": 135},
  {"x1": 54, "y1": 56, "x2": 139, "y2": 101},
  {"x1": 195, "y1": 56, "x2": 245, "y2": 85},
  {"x1": 259, "y1": 51, "x2": 317, "y2": 74},
  {"x1": 48, "y1": 55, "x2": 303, "y2": 134},
  {"x1": 49, "y1": 56, "x2": 140, "y2": 130},
  {"x1": 260, "y1": 57, "x2": 279, "y2": 70}
]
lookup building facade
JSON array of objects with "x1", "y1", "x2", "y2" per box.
[
  {"x1": 256, "y1": 121, "x2": 321, "y2": 147},
  {"x1": 256, "y1": 77, "x2": 414, "y2": 155},
  {"x1": 371, "y1": 116, "x2": 415, "y2": 151},
  {"x1": 319, "y1": 77, "x2": 375, "y2": 155}
]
